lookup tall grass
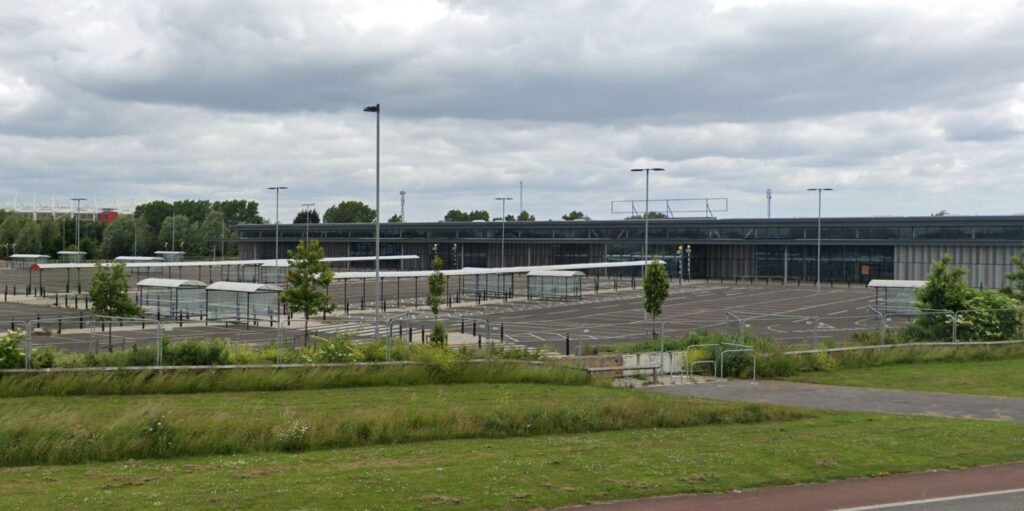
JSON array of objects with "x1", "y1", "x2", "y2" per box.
[
  {"x1": 0, "y1": 362, "x2": 588, "y2": 397},
  {"x1": 0, "y1": 386, "x2": 809, "y2": 466}
]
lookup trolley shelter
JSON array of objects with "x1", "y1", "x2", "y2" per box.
[
  {"x1": 205, "y1": 281, "x2": 282, "y2": 324},
  {"x1": 57, "y1": 251, "x2": 86, "y2": 263},
  {"x1": 868, "y1": 279, "x2": 926, "y2": 314},
  {"x1": 527, "y1": 270, "x2": 584, "y2": 301},
  {"x1": 137, "y1": 278, "x2": 207, "y2": 318},
  {"x1": 9, "y1": 254, "x2": 50, "y2": 269}
]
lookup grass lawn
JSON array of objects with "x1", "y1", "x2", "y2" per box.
[
  {"x1": 0, "y1": 383, "x2": 804, "y2": 466},
  {"x1": 785, "y1": 358, "x2": 1024, "y2": 397},
  {"x1": 3, "y1": 412, "x2": 1024, "y2": 510}
]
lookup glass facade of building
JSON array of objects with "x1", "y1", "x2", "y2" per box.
[{"x1": 233, "y1": 215, "x2": 1024, "y2": 285}]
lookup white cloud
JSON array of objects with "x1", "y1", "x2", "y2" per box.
[{"x1": 0, "y1": 0, "x2": 1023, "y2": 222}]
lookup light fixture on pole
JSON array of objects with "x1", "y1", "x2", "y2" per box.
[
  {"x1": 766, "y1": 188, "x2": 772, "y2": 218},
  {"x1": 267, "y1": 187, "x2": 287, "y2": 264},
  {"x1": 676, "y1": 245, "x2": 684, "y2": 285},
  {"x1": 399, "y1": 191, "x2": 406, "y2": 222},
  {"x1": 364, "y1": 103, "x2": 382, "y2": 339},
  {"x1": 686, "y1": 244, "x2": 692, "y2": 281},
  {"x1": 301, "y1": 202, "x2": 315, "y2": 244},
  {"x1": 71, "y1": 198, "x2": 86, "y2": 251},
  {"x1": 629, "y1": 168, "x2": 665, "y2": 270},
  {"x1": 806, "y1": 187, "x2": 834, "y2": 294},
  {"x1": 495, "y1": 197, "x2": 513, "y2": 267}
]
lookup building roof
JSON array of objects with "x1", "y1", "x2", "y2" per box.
[
  {"x1": 137, "y1": 278, "x2": 207, "y2": 289},
  {"x1": 206, "y1": 281, "x2": 283, "y2": 293},
  {"x1": 867, "y1": 279, "x2": 928, "y2": 289},
  {"x1": 29, "y1": 255, "x2": 419, "y2": 271},
  {"x1": 527, "y1": 270, "x2": 585, "y2": 277},
  {"x1": 114, "y1": 256, "x2": 165, "y2": 262},
  {"x1": 332, "y1": 260, "x2": 660, "y2": 280},
  {"x1": 10, "y1": 254, "x2": 50, "y2": 259}
]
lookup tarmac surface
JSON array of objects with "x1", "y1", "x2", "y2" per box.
[
  {"x1": 648, "y1": 379, "x2": 1024, "y2": 422},
  {"x1": 563, "y1": 462, "x2": 1024, "y2": 511}
]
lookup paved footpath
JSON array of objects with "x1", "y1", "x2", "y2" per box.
[
  {"x1": 647, "y1": 379, "x2": 1024, "y2": 422},
  {"x1": 560, "y1": 462, "x2": 1024, "y2": 510}
]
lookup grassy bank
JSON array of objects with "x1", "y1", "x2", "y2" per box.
[
  {"x1": 0, "y1": 361, "x2": 587, "y2": 397},
  {"x1": 0, "y1": 384, "x2": 806, "y2": 466},
  {"x1": 3, "y1": 412, "x2": 1024, "y2": 510},
  {"x1": 786, "y1": 358, "x2": 1024, "y2": 397}
]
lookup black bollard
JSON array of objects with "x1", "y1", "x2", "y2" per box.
[{"x1": 565, "y1": 335, "x2": 570, "y2": 356}]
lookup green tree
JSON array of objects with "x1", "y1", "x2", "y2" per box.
[
  {"x1": 38, "y1": 219, "x2": 61, "y2": 256},
  {"x1": 443, "y1": 209, "x2": 490, "y2": 222},
  {"x1": 387, "y1": 213, "x2": 402, "y2": 223},
  {"x1": 157, "y1": 214, "x2": 192, "y2": 253},
  {"x1": 197, "y1": 211, "x2": 227, "y2": 257},
  {"x1": 323, "y1": 201, "x2": 375, "y2": 223},
  {"x1": 427, "y1": 256, "x2": 447, "y2": 345},
  {"x1": 14, "y1": 222, "x2": 42, "y2": 254},
  {"x1": 916, "y1": 254, "x2": 973, "y2": 312},
  {"x1": 212, "y1": 199, "x2": 265, "y2": 226},
  {"x1": 1001, "y1": 250, "x2": 1024, "y2": 301},
  {"x1": 90, "y1": 263, "x2": 143, "y2": 317},
  {"x1": 562, "y1": 210, "x2": 588, "y2": 221},
  {"x1": 516, "y1": 210, "x2": 536, "y2": 221},
  {"x1": 628, "y1": 212, "x2": 668, "y2": 219},
  {"x1": 134, "y1": 201, "x2": 174, "y2": 233},
  {"x1": 171, "y1": 200, "x2": 211, "y2": 224},
  {"x1": 280, "y1": 240, "x2": 336, "y2": 345},
  {"x1": 642, "y1": 260, "x2": 670, "y2": 337},
  {"x1": 79, "y1": 238, "x2": 99, "y2": 260},
  {"x1": 100, "y1": 216, "x2": 137, "y2": 258},
  {"x1": 0, "y1": 214, "x2": 26, "y2": 247},
  {"x1": 293, "y1": 209, "x2": 320, "y2": 224}
]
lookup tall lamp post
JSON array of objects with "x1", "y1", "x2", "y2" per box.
[
  {"x1": 495, "y1": 197, "x2": 513, "y2": 267},
  {"x1": 267, "y1": 187, "x2": 287, "y2": 264},
  {"x1": 364, "y1": 103, "x2": 381, "y2": 339},
  {"x1": 686, "y1": 244, "x2": 692, "y2": 281},
  {"x1": 71, "y1": 198, "x2": 86, "y2": 251},
  {"x1": 301, "y1": 202, "x2": 315, "y2": 244},
  {"x1": 629, "y1": 168, "x2": 665, "y2": 270},
  {"x1": 676, "y1": 245, "x2": 684, "y2": 285},
  {"x1": 807, "y1": 188, "x2": 833, "y2": 294}
]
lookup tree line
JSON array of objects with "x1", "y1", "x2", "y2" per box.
[
  {"x1": 294, "y1": 200, "x2": 593, "y2": 224},
  {"x1": 0, "y1": 199, "x2": 263, "y2": 260}
]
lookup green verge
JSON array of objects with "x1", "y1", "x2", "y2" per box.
[
  {"x1": 0, "y1": 384, "x2": 806, "y2": 466},
  {"x1": 786, "y1": 358, "x2": 1024, "y2": 397},
  {"x1": 3, "y1": 413, "x2": 1024, "y2": 511},
  {"x1": 0, "y1": 362, "x2": 587, "y2": 397}
]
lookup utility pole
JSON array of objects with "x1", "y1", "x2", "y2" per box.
[
  {"x1": 71, "y1": 198, "x2": 86, "y2": 251},
  {"x1": 363, "y1": 103, "x2": 381, "y2": 339},
  {"x1": 807, "y1": 188, "x2": 834, "y2": 294},
  {"x1": 496, "y1": 197, "x2": 513, "y2": 267},
  {"x1": 519, "y1": 181, "x2": 523, "y2": 217},
  {"x1": 301, "y1": 202, "x2": 315, "y2": 245}
]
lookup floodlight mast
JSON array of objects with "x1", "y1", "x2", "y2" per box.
[
  {"x1": 301, "y1": 202, "x2": 315, "y2": 244},
  {"x1": 496, "y1": 197, "x2": 513, "y2": 267},
  {"x1": 364, "y1": 103, "x2": 381, "y2": 339},
  {"x1": 71, "y1": 198, "x2": 86, "y2": 252},
  {"x1": 629, "y1": 168, "x2": 665, "y2": 271},
  {"x1": 807, "y1": 187, "x2": 834, "y2": 294}
]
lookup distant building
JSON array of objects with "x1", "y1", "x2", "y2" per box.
[{"x1": 232, "y1": 215, "x2": 1024, "y2": 288}]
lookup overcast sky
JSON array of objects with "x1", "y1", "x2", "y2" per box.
[{"x1": 2, "y1": 0, "x2": 1024, "y2": 223}]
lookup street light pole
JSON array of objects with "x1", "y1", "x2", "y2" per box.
[
  {"x1": 629, "y1": 168, "x2": 665, "y2": 270},
  {"x1": 495, "y1": 197, "x2": 513, "y2": 267},
  {"x1": 807, "y1": 188, "x2": 834, "y2": 294},
  {"x1": 171, "y1": 204, "x2": 176, "y2": 254},
  {"x1": 301, "y1": 202, "x2": 315, "y2": 245},
  {"x1": 267, "y1": 187, "x2": 288, "y2": 263},
  {"x1": 364, "y1": 103, "x2": 381, "y2": 339},
  {"x1": 71, "y1": 198, "x2": 86, "y2": 252}
]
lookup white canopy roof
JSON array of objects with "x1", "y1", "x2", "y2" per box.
[
  {"x1": 206, "y1": 281, "x2": 283, "y2": 293},
  {"x1": 57, "y1": 251, "x2": 86, "y2": 255},
  {"x1": 11, "y1": 254, "x2": 50, "y2": 259},
  {"x1": 527, "y1": 270, "x2": 585, "y2": 278},
  {"x1": 867, "y1": 279, "x2": 927, "y2": 289},
  {"x1": 29, "y1": 254, "x2": 419, "y2": 271},
  {"x1": 115, "y1": 256, "x2": 165, "y2": 262},
  {"x1": 137, "y1": 278, "x2": 207, "y2": 289},
  {"x1": 333, "y1": 260, "x2": 661, "y2": 280}
]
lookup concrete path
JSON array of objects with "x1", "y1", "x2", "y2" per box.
[
  {"x1": 647, "y1": 379, "x2": 1024, "y2": 422},
  {"x1": 561, "y1": 462, "x2": 1024, "y2": 511}
]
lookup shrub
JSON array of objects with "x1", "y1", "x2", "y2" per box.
[
  {"x1": 164, "y1": 339, "x2": 230, "y2": 366},
  {"x1": 302, "y1": 334, "x2": 359, "y2": 363},
  {"x1": 0, "y1": 330, "x2": 26, "y2": 369},
  {"x1": 29, "y1": 347, "x2": 56, "y2": 369},
  {"x1": 430, "y1": 322, "x2": 448, "y2": 346}
]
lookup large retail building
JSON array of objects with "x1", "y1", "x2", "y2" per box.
[{"x1": 233, "y1": 215, "x2": 1024, "y2": 288}]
